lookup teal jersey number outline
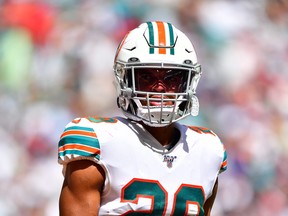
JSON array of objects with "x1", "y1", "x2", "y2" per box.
[{"x1": 121, "y1": 178, "x2": 205, "y2": 216}]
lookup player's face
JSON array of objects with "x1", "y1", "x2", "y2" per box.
[
  {"x1": 135, "y1": 68, "x2": 188, "y2": 106},
  {"x1": 135, "y1": 68, "x2": 187, "y2": 93}
]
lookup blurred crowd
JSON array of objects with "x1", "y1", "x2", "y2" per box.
[{"x1": 0, "y1": 0, "x2": 287, "y2": 215}]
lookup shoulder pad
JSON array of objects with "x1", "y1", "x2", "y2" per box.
[{"x1": 58, "y1": 117, "x2": 105, "y2": 164}]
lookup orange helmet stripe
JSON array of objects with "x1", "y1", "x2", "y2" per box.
[{"x1": 156, "y1": 21, "x2": 167, "y2": 54}]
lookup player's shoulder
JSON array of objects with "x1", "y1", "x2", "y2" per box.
[
  {"x1": 64, "y1": 116, "x2": 129, "y2": 132},
  {"x1": 58, "y1": 116, "x2": 127, "y2": 166},
  {"x1": 180, "y1": 124, "x2": 220, "y2": 139},
  {"x1": 65, "y1": 116, "x2": 119, "y2": 127},
  {"x1": 179, "y1": 124, "x2": 227, "y2": 172},
  {"x1": 179, "y1": 124, "x2": 223, "y2": 147}
]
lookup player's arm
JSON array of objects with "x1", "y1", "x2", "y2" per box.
[
  {"x1": 59, "y1": 160, "x2": 105, "y2": 216},
  {"x1": 203, "y1": 178, "x2": 218, "y2": 216}
]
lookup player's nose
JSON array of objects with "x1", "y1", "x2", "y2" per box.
[{"x1": 152, "y1": 82, "x2": 166, "y2": 92}]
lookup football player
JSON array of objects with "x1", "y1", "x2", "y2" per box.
[{"x1": 58, "y1": 21, "x2": 227, "y2": 216}]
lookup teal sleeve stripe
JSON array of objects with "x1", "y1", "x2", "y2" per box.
[
  {"x1": 58, "y1": 136, "x2": 100, "y2": 148},
  {"x1": 220, "y1": 150, "x2": 228, "y2": 172},
  {"x1": 64, "y1": 126, "x2": 94, "y2": 132},
  {"x1": 58, "y1": 149, "x2": 100, "y2": 160},
  {"x1": 223, "y1": 150, "x2": 227, "y2": 162},
  {"x1": 167, "y1": 23, "x2": 175, "y2": 55},
  {"x1": 220, "y1": 166, "x2": 227, "y2": 172},
  {"x1": 147, "y1": 21, "x2": 155, "y2": 54}
]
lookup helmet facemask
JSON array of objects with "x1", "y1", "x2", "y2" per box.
[{"x1": 114, "y1": 62, "x2": 201, "y2": 127}]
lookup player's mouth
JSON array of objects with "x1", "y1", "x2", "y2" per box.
[{"x1": 148, "y1": 95, "x2": 174, "y2": 106}]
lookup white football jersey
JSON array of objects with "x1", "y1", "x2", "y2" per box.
[{"x1": 58, "y1": 116, "x2": 227, "y2": 216}]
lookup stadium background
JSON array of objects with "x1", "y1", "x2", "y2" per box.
[{"x1": 0, "y1": 0, "x2": 287, "y2": 215}]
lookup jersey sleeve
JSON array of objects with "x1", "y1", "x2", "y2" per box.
[
  {"x1": 58, "y1": 118, "x2": 100, "y2": 165},
  {"x1": 211, "y1": 133, "x2": 227, "y2": 175},
  {"x1": 187, "y1": 125, "x2": 227, "y2": 174},
  {"x1": 219, "y1": 144, "x2": 227, "y2": 174}
]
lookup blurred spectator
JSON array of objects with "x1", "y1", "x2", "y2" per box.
[{"x1": 1, "y1": 0, "x2": 56, "y2": 45}]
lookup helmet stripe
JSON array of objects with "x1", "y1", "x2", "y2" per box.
[
  {"x1": 146, "y1": 21, "x2": 175, "y2": 55},
  {"x1": 167, "y1": 22, "x2": 175, "y2": 55},
  {"x1": 147, "y1": 21, "x2": 155, "y2": 54},
  {"x1": 156, "y1": 21, "x2": 166, "y2": 54}
]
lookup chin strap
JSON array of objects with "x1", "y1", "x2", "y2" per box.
[
  {"x1": 191, "y1": 94, "x2": 199, "y2": 116},
  {"x1": 178, "y1": 91, "x2": 199, "y2": 117}
]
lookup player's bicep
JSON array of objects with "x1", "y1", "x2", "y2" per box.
[{"x1": 59, "y1": 160, "x2": 105, "y2": 216}]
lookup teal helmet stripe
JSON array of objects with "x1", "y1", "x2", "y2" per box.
[
  {"x1": 147, "y1": 22, "x2": 155, "y2": 54},
  {"x1": 167, "y1": 22, "x2": 175, "y2": 55}
]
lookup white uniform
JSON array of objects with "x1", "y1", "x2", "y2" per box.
[{"x1": 58, "y1": 116, "x2": 227, "y2": 216}]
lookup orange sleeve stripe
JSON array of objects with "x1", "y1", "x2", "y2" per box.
[
  {"x1": 60, "y1": 130, "x2": 97, "y2": 139},
  {"x1": 58, "y1": 144, "x2": 100, "y2": 154},
  {"x1": 221, "y1": 160, "x2": 227, "y2": 167},
  {"x1": 156, "y1": 21, "x2": 166, "y2": 54}
]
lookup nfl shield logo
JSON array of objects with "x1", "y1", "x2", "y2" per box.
[{"x1": 163, "y1": 155, "x2": 177, "y2": 168}]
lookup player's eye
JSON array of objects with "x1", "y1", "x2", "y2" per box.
[
  {"x1": 164, "y1": 76, "x2": 181, "y2": 84},
  {"x1": 164, "y1": 71, "x2": 183, "y2": 84},
  {"x1": 140, "y1": 73, "x2": 156, "y2": 83}
]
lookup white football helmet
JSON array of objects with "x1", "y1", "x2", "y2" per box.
[{"x1": 114, "y1": 21, "x2": 202, "y2": 127}]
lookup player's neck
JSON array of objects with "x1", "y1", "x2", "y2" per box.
[{"x1": 140, "y1": 122, "x2": 180, "y2": 148}]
